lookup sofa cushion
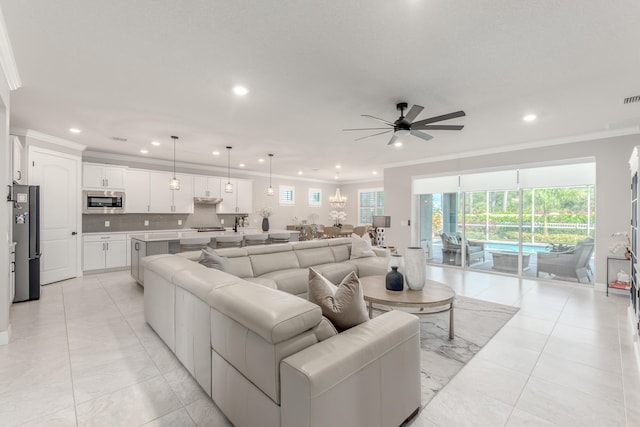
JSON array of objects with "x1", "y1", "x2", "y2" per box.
[
  {"x1": 330, "y1": 244, "x2": 351, "y2": 262},
  {"x1": 245, "y1": 277, "x2": 278, "y2": 289},
  {"x1": 250, "y1": 250, "x2": 300, "y2": 277},
  {"x1": 350, "y1": 234, "x2": 376, "y2": 259},
  {"x1": 295, "y1": 247, "x2": 336, "y2": 268},
  {"x1": 307, "y1": 269, "x2": 369, "y2": 331},
  {"x1": 198, "y1": 248, "x2": 231, "y2": 272},
  {"x1": 173, "y1": 267, "x2": 238, "y2": 300},
  {"x1": 346, "y1": 256, "x2": 390, "y2": 277},
  {"x1": 313, "y1": 316, "x2": 338, "y2": 342},
  {"x1": 260, "y1": 268, "x2": 309, "y2": 296}
]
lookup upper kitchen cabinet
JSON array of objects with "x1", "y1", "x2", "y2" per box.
[
  {"x1": 125, "y1": 169, "x2": 151, "y2": 213},
  {"x1": 194, "y1": 175, "x2": 222, "y2": 199},
  {"x1": 149, "y1": 171, "x2": 194, "y2": 213},
  {"x1": 217, "y1": 178, "x2": 253, "y2": 213},
  {"x1": 83, "y1": 163, "x2": 126, "y2": 189}
]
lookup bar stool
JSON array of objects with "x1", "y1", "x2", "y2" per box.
[
  {"x1": 215, "y1": 235, "x2": 243, "y2": 249},
  {"x1": 244, "y1": 234, "x2": 269, "y2": 246},
  {"x1": 179, "y1": 237, "x2": 210, "y2": 252},
  {"x1": 269, "y1": 232, "x2": 290, "y2": 244}
]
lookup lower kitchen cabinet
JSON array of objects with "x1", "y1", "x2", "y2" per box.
[
  {"x1": 130, "y1": 238, "x2": 170, "y2": 285},
  {"x1": 83, "y1": 234, "x2": 127, "y2": 271}
]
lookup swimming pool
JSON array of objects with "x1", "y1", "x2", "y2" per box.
[{"x1": 482, "y1": 242, "x2": 550, "y2": 253}]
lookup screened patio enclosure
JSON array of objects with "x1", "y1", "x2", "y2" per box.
[{"x1": 413, "y1": 163, "x2": 596, "y2": 284}]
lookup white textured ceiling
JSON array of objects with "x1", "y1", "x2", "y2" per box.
[{"x1": 2, "y1": 0, "x2": 640, "y2": 181}]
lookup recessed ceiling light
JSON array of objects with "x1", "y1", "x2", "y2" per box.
[
  {"x1": 258, "y1": 158, "x2": 265, "y2": 163},
  {"x1": 151, "y1": 141, "x2": 160, "y2": 146},
  {"x1": 212, "y1": 151, "x2": 220, "y2": 156},
  {"x1": 298, "y1": 171, "x2": 303, "y2": 175},
  {"x1": 140, "y1": 149, "x2": 149, "y2": 154},
  {"x1": 69, "y1": 128, "x2": 81, "y2": 133},
  {"x1": 334, "y1": 174, "x2": 339, "y2": 180},
  {"x1": 523, "y1": 114, "x2": 537, "y2": 122},
  {"x1": 239, "y1": 163, "x2": 245, "y2": 167},
  {"x1": 394, "y1": 141, "x2": 403, "y2": 147},
  {"x1": 335, "y1": 164, "x2": 341, "y2": 169},
  {"x1": 372, "y1": 171, "x2": 378, "y2": 175},
  {"x1": 233, "y1": 85, "x2": 249, "y2": 96}
]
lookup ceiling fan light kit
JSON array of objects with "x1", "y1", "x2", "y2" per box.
[{"x1": 343, "y1": 101, "x2": 466, "y2": 145}]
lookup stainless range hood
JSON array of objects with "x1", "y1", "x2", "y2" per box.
[{"x1": 193, "y1": 197, "x2": 223, "y2": 205}]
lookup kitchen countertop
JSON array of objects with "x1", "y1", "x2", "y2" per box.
[{"x1": 129, "y1": 229, "x2": 299, "y2": 242}]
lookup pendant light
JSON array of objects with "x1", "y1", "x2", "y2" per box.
[
  {"x1": 224, "y1": 146, "x2": 233, "y2": 193},
  {"x1": 169, "y1": 136, "x2": 180, "y2": 190},
  {"x1": 267, "y1": 153, "x2": 275, "y2": 196}
]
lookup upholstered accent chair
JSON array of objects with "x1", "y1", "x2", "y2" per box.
[
  {"x1": 440, "y1": 232, "x2": 485, "y2": 266},
  {"x1": 536, "y1": 238, "x2": 595, "y2": 283}
]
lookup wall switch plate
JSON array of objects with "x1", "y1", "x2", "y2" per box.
[
  {"x1": 220, "y1": 219, "x2": 224, "y2": 224},
  {"x1": 144, "y1": 220, "x2": 149, "y2": 226},
  {"x1": 104, "y1": 221, "x2": 110, "y2": 227},
  {"x1": 178, "y1": 219, "x2": 182, "y2": 225}
]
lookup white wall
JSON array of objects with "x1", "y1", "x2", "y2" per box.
[
  {"x1": 0, "y1": 61, "x2": 11, "y2": 343},
  {"x1": 384, "y1": 134, "x2": 640, "y2": 286}
]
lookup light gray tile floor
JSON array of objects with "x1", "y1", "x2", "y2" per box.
[{"x1": 0, "y1": 268, "x2": 638, "y2": 426}]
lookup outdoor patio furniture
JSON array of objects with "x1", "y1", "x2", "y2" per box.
[
  {"x1": 536, "y1": 238, "x2": 595, "y2": 283},
  {"x1": 491, "y1": 250, "x2": 532, "y2": 273},
  {"x1": 440, "y1": 233, "x2": 485, "y2": 266}
]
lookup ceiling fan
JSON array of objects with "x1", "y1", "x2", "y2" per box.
[{"x1": 343, "y1": 102, "x2": 465, "y2": 145}]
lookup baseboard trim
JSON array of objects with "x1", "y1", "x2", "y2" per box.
[{"x1": 0, "y1": 325, "x2": 11, "y2": 345}]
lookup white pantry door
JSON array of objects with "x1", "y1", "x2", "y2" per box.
[{"x1": 29, "y1": 148, "x2": 80, "y2": 284}]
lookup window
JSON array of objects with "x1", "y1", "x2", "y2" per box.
[
  {"x1": 279, "y1": 185, "x2": 295, "y2": 206},
  {"x1": 308, "y1": 188, "x2": 321, "y2": 207},
  {"x1": 358, "y1": 188, "x2": 384, "y2": 224}
]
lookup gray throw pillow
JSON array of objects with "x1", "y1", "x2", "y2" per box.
[
  {"x1": 307, "y1": 268, "x2": 369, "y2": 331},
  {"x1": 198, "y1": 248, "x2": 231, "y2": 272}
]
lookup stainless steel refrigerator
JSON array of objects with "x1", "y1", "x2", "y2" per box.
[{"x1": 12, "y1": 184, "x2": 41, "y2": 302}]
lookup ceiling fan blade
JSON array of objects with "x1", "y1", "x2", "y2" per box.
[
  {"x1": 410, "y1": 130, "x2": 434, "y2": 141},
  {"x1": 387, "y1": 134, "x2": 400, "y2": 145},
  {"x1": 355, "y1": 130, "x2": 392, "y2": 141},
  {"x1": 403, "y1": 104, "x2": 424, "y2": 123},
  {"x1": 361, "y1": 114, "x2": 394, "y2": 126},
  {"x1": 413, "y1": 124, "x2": 464, "y2": 131},
  {"x1": 342, "y1": 127, "x2": 391, "y2": 131},
  {"x1": 411, "y1": 110, "x2": 466, "y2": 127}
]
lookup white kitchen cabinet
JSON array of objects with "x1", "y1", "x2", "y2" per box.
[
  {"x1": 217, "y1": 178, "x2": 253, "y2": 213},
  {"x1": 236, "y1": 179, "x2": 253, "y2": 213},
  {"x1": 83, "y1": 234, "x2": 127, "y2": 271},
  {"x1": 83, "y1": 163, "x2": 126, "y2": 189},
  {"x1": 125, "y1": 169, "x2": 151, "y2": 213},
  {"x1": 172, "y1": 173, "x2": 194, "y2": 213},
  {"x1": 149, "y1": 171, "x2": 174, "y2": 213},
  {"x1": 194, "y1": 176, "x2": 221, "y2": 199},
  {"x1": 12, "y1": 136, "x2": 24, "y2": 183}
]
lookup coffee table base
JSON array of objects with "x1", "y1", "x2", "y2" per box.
[{"x1": 367, "y1": 300, "x2": 455, "y2": 340}]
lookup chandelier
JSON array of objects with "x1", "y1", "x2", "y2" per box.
[{"x1": 330, "y1": 188, "x2": 347, "y2": 208}]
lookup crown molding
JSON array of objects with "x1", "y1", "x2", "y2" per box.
[
  {"x1": 0, "y1": 9, "x2": 21, "y2": 90},
  {"x1": 82, "y1": 150, "x2": 336, "y2": 184},
  {"x1": 11, "y1": 128, "x2": 87, "y2": 151},
  {"x1": 382, "y1": 126, "x2": 640, "y2": 170}
]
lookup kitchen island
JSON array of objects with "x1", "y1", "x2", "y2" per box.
[{"x1": 129, "y1": 229, "x2": 299, "y2": 284}]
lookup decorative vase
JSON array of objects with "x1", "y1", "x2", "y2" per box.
[
  {"x1": 625, "y1": 249, "x2": 632, "y2": 260},
  {"x1": 386, "y1": 266, "x2": 404, "y2": 291},
  {"x1": 262, "y1": 217, "x2": 269, "y2": 232},
  {"x1": 404, "y1": 247, "x2": 426, "y2": 290}
]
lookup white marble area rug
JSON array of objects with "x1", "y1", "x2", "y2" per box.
[{"x1": 374, "y1": 296, "x2": 519, "y2": 408}]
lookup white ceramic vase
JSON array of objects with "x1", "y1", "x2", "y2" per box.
[{"x1": 404, "y1": 247, "x2": 426, "y2": 290}]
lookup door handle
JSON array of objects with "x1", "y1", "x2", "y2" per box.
[
  {"x1": 71, "y1": 231, "x2": 77, "y2": 235},
  {"x1": 17, "y1": 170, "x2": 21, "y2": 181},
  {"x1": 135, "y1": 242, "x2": 140, "y2": 250}
]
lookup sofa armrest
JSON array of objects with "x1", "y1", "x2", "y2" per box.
[
  {"x1": 372, "y1": 247, "x2": 390, "y2": 257},
  {"x1": 469, "y1": 240, "x2": 485, "y2": 250},
  {"x1": 280, "y1": 310, "x2": 420, "y2": 427}
]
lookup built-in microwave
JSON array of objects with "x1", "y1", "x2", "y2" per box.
[{"x1": 83, "y1": 190, "x2": 126, "y2": 214}]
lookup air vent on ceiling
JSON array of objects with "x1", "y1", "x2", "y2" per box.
[
  {"x1": 624, "y1": 95, "x2": 640, "y2": 104},
  {"x1": 109, "y1": 136, "x2": 128, "y2": 142}
]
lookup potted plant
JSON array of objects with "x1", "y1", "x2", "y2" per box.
[
  {"x1": 329, "y1": 210, "x2": 347, "y2": 228},
  {"x1": 610, "y1": 231, "x2": 631, "y2": 259}
]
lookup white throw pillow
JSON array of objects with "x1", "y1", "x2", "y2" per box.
[
  {"x1": 198, "y1": 248, "x2": 231, "y2": 272},
  {"x1": 350, "y1": 233, "x2": 375, "y2": 259},
  {"x1": 307, "y1": 268, "x2": 369, "y2": 331}
]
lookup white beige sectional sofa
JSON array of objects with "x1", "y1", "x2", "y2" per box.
[{"x1": 142, "y1": 238, "x2": 421, "y2": 427}]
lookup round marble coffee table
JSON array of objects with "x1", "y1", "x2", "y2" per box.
[{"x1": 359, "y1": 275, "x2": 456, "y2": 339}]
